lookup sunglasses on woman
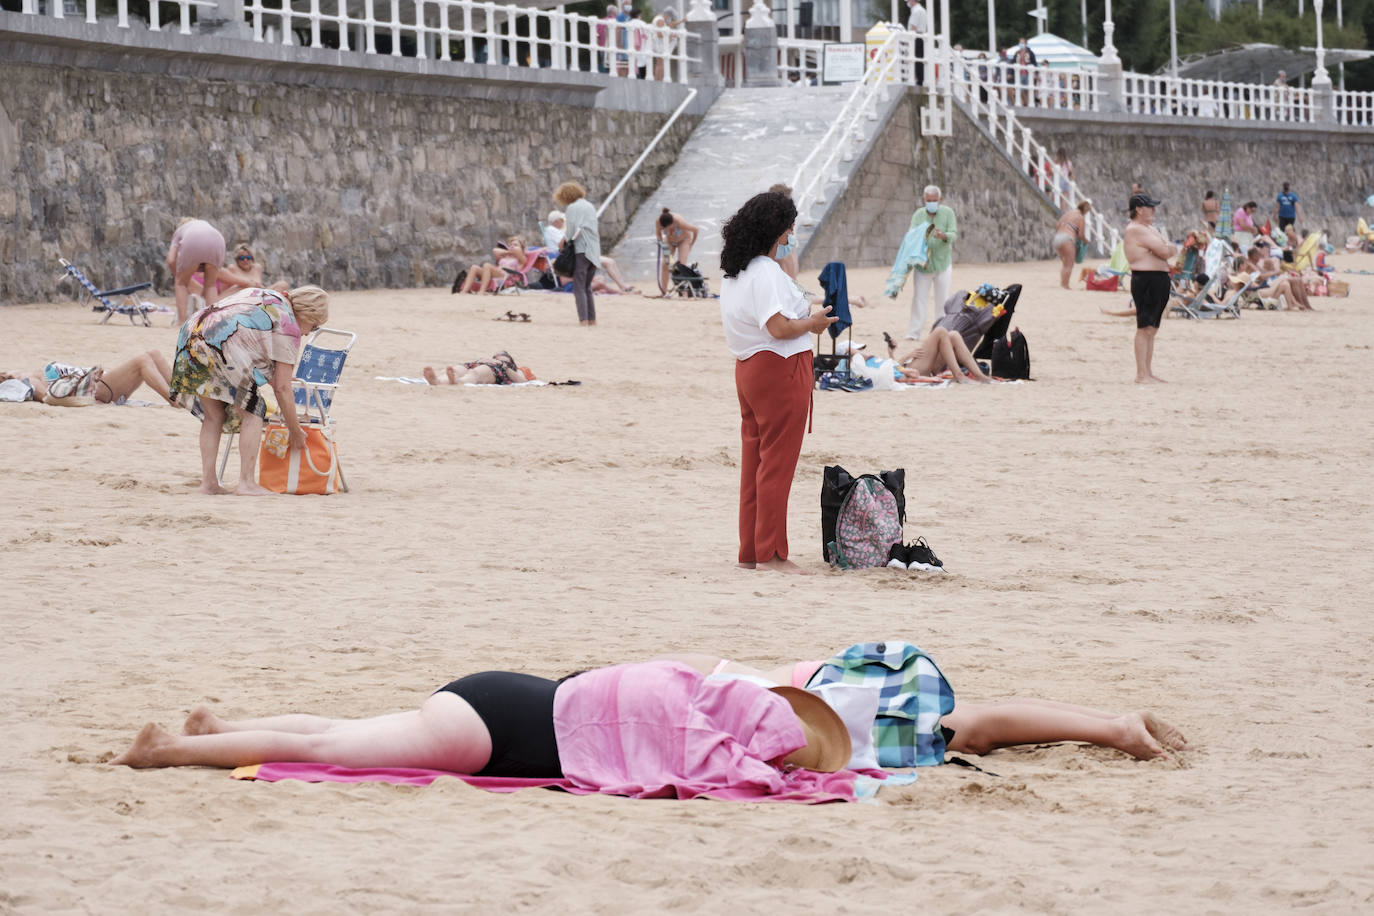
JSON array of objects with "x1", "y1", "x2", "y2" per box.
[{"x1": 236, "y1": 254, "x2": 254, "y2": 263}]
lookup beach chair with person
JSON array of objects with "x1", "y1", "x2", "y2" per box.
[
  {"x1": 1167, "y1": 272, "x2": 1237, "y2": 320},
  {"x1": 58, "y1": 257, "x2": 157, "y2": 326},
  {"x1": 217, "y1": 327, "x2": 356, "y2": 490}
]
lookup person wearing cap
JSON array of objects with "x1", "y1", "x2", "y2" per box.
[
  {"x1": 1123, "y1": 192, "x2": 1177, "y2": 383},
  {"x1": 902, "y1": 185, "x2": 958, "y2": 340},
  {"x1": 110, "y1": 661, "x2": 855, "y2": 794}
]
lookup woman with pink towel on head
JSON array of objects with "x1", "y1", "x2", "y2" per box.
[{"x1": 166, "y1": 218, "x2": 226, "y2": 324}]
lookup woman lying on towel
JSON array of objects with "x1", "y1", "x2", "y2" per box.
[
  {"x1": 2, "y1": 350, "x2": 174, "y2": 404},
  {"x1": 420, "y1": 351, "x2": 530, "y2": 386},
  {"x1": 110, "y1": 661, "x2": 852, "y2": 781},
  {"x1": 885, "y1": 327, "x2": 992, "y2": 383},
  {"x1": 660, "y1": 648, "x2": 1188, "y2": 762}
]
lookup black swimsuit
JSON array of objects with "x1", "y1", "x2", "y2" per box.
[{"x1": 435, "y1": 672, "x2": 563, "y2": 778}]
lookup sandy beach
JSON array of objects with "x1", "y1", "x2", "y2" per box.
[{"x1": 3, "y1": 254, "x2": 1373, "y2": 912}]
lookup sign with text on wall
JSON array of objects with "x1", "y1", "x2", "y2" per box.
[{"x1": 823, "y1": 43, "x2": 865, "y2": 84}]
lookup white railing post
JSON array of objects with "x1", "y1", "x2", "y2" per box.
[
  {"x1": 117, "y1": 0, "x2": 129, "y2": 27},
  {"x1": 388, "y1": 0, "x2": 401, "y2": 56},
  {"x1": 413, "y1": 0, "x2": 426, "y2": 59},
  {"x1": 461, "y1": 0, "x2": 473, "y2": 62},
  {"x1": 309, "y1": 0, "x2": 321, "y2": 47},
  {"x1": 364, "y1": 0, "x2": 375, "y2": 53},
  {"x1": 148, "y1": 0, "x2": 160, "y2": 30}
]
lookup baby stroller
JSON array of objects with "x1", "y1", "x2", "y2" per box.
[{"x1": 656, "y1": 242, "x2": 710, "y2": 298}]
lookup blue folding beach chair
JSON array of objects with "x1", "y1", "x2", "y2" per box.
[
  {"x1": 58, "y1": 257, "x2": 157, "y2": 327},
  {"x1": 217, "y1": 327, "x2": 356, "y2": 490}
]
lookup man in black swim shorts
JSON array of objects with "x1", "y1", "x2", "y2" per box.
[{"x1": 1122, "y1": 193, "x2": 1178, "y2": 383}]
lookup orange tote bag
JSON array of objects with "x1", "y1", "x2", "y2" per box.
[{"x1": 258, "y1": 422, "x2": 341, "y2": 495}]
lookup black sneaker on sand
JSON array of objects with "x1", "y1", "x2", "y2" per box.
[
  {"x1": 886, "y1": 542, "x2": 908, "y2": 569},
  {"x1": 905, "y1": 537, "x2": 944, "y2": 572}
]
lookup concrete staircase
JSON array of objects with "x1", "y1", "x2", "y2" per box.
[{"x1": 609, "y1": 85, "x2": 856, "y2": 285}]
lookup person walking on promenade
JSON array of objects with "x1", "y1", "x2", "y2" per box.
[
  {"x1": 554, "y1": 181, "x2": 601, "y2": 326},
  {"x1": 1273, "y1": 182, "x2": 1303, "y2": 233},
  {"x1": 905, "y1": 185, "x2": 958, "y2": 340},
  {"x1": 1123, "y1": 193, "x2": 1177, "y2": 384},
  {"x1": 719, "y1": 192, "x2": 836, "y2": 575}
]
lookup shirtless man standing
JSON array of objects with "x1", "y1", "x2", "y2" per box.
[{"x1": 1123, "y1": 193, "x2": 1178, "y2": 383}]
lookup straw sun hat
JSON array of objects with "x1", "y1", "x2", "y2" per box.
[{"x1": 769, "y1": 686, "x2": 851, "y2": 772}]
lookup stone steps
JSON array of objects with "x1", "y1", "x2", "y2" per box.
[{"x1": 609, "y1": 85, "x2": 855, "y2": 286}]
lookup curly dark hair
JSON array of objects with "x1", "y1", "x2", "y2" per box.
[{"x1": 719, "y1": 192, "x2": 797, "y2": 278}]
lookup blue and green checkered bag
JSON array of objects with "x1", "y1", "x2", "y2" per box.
[{"x1": 808, "y1": 641, "x2": 955, "y2": 767}]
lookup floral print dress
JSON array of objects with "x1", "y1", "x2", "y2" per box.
[{"x1": 170, "y1": 288, "x2": 301, "y2": 419}]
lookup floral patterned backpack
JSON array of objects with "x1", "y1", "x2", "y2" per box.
[{"x1": 823, "y1": 467, "x2": 905, "y2": 569}]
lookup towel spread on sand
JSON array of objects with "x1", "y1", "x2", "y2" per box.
[
  {"x1": 374, "y1": 377, "x2": 548, "y2": 387},
  {"x1": 229, "y1": 762, "x2": 906, "y2": 802}
]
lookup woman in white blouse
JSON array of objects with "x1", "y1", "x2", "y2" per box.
[{"x1": 719, "y1": 192, "x2": 836, "y2": 575}]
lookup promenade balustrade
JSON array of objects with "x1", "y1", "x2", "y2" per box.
[{"x1": 13, "y1": 0, "x2": 693, "y2": 83}]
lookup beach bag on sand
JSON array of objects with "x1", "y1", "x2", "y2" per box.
[
  {"x1": 991, "y1": 329, "x2": 1031, "y2": 380},
  {"x1": 1085, "y1": 272, "x2": 1119, "y2": 292},
  {"x1": 553, "y1": 240, "x2": 577, "y2": 277},
  {"x1": 821, "y1": 465, "x2": 906, "y2": 569},
  {"x1": 42, "y1": 365, "x2": 102, "y2": 407},
  {"x1": 258, "y1": 422, "x2": 341, "y2": 495}
]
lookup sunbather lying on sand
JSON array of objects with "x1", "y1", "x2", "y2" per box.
[
  {"x1": 3, "y1": 350, "x2": 174, "y2": 404},
  {"x1": 660, "y1": 650, "x2": 1187, "y2": 762},
  {"x1": 885, "y1": 327, "x2": 991, "y2": 383},
  {"x1": 110, "y1": 661, "x2": 849, "y2": 776},
  {"x1": 421, "y1": 351, "x2": 528, "y2": 386}
]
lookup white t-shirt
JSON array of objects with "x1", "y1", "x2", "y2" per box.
[{"x1": 719, "y1": 256, "x2": 813, "y2": 360}]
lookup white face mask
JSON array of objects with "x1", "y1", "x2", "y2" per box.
[
  {"x1": 925, "y1": 201, "x2": 940, "y2": 214},
  {"x1": 775, "y1": 232, "x2": 798, "y2": 259}
]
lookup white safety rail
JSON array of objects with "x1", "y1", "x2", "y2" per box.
[
  {"x1": 959, "y1": 60, "x2": 1101, "y2": 113},
  {"x1": 777, "y1": 36, "x2": 824, "y2": 85},
  {"x1": 788, "y1": 30, "x2": 914, "y2": 223},
  {"x1": 1335, "y1": 89, "x2": 1374, "y2": 126},
  {"x1": 958, "y1": 69, "x2": 1120, "y2": 256},
  {"x1": 14, "y1": 0, "x2": 690, "y2": 81},
  {"x1": 243, "y1": 0, "x2": 689, "y2": 80},
  {"x1": 1123, "y1": 72, "x2": 1315, "y2": 122},
  {"x1": 717, "y1": 35, "x2": 823, "y2": 87},
  {"x1": 21, "y1": 0, "x2": 216, "y2": 34}
]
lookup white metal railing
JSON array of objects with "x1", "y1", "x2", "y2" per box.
[
  {"x1": 965, "y1": 60, "x2": 1101, "y2": 113},
  {"x1": 777, "y1": 36, "x2": 824, "y2": 85},
  {"x1": 599, "y1": 87, "x2": 698, "y2": 217},
  {"x1": 15, "y1": 0, "x2": 691, "y2": 82},
  {"x1": 1123, "y1": 72, "x2": 1315, "y2": 123},
  {"x1": 789, "y1": 30, "x2": 914, "y2": 222},
  {"x1": 958, "y1": 68, "x2": 1120, "y2": 256},
  {"x1": 1335, "y1": 89, "x2": 1374, "y2": 126}
]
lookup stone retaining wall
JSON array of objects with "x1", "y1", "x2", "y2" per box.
[
  {"x1": 0, "y1": 24, "x2": 701, "y2": 303},
  {"x1": 803, "y1": 90, "x2": 1374, "y2": 271}
]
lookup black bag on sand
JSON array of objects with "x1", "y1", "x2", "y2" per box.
[
  {"x1": 451, "y1": 268, "x2": 467, "y2": 293},
  {"x1": 821, "y1": 465, "x2": 906, "y2": 563},
  {"x1": 553, "y1": 240, "x2": 577, "y2": 277},
  {"x1": 991, "y1": 328, "x2": 1032, "y2": 380}
]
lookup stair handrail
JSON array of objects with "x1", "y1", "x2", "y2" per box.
[
  {"x1": 956, "y1": 71, "x2": 1120, "y2": 256},
  {"x1": 599, "y1": 87, "x2": 699, "y2": 219},
  {"x1": 788, "y1": 30, "x2": 911, "y2": 223}
]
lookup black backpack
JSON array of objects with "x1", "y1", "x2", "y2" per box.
[
  {"x1": 821, "y1": 465, "x2": 907, "y2": 564},
  {"x1": 671, "y1": 261, "x2": 707, "y2": 297},
  {"x1": 991, "y1": 328, "x2": 1031, "y2": 380}
]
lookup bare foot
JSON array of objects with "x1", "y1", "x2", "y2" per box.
[
  {"x1": 184, "y1": 706, "x2": 224, "y2": 736},
  {"x1": 1111, "y1": 713, "x2": 1168, "y2": 760},
  {"x1": 1061, "y1": 282, "x2": 1072, "y2": 290},
  {"x1": 112, "y1": 722, "x2": 176, "y2": 768},
  {"x1": 736, "y1": 561, "x2": 757, "y2": 569},
  {"x1": 1141, "y1": 711, "x2": 1188, "y2": 751},
  {"x1": 756, "y1": 557, "x2": 812, "y2": 576},
  {"x1": 445, "y1": 366, "x2": 459, "y2": 384},
  {"x1": 1150, "y1": 374, "x2": 1168, "y2": 383},
  {"x1": 1134, "y1": 375, "x2": 1162, "y2": 384},
  {"x1": 198, "y1": 481, "x2": 231, "y2": 495},
  {"x1": 422, "y1": 366, "x2": 439, "y2": 385},
  {"x1": 235, "y1": 482, "x2": 274, "y2": 496}
]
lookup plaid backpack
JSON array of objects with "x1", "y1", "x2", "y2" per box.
[
  {"x1": 823, "y1": 467, "x2": 905, "y2": 569},
  {"x1": 809, "y1": 641, "x2": 955, "y2": 767}
]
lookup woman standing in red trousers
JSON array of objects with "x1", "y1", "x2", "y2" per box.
[{"x1": 719, "y1": 192, "x2": 836, "y2": 575}]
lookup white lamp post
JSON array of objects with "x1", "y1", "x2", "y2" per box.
[
  {"x1": 988, "y1": 0, "x2": 996, "y2": 55},
  {"x1": 1081, "y1": 0, "x2": 1088, "y2": 47},
  {"x1": 1312, "y1": 0, "x2": 1331, "y2": 87},
  {"x1": 1337, "y1": 0, "x2": 1345, "y2": 89},
  {"x1": 1100, "y1": 0, "x2": 1119, "y2": 65},
  {"x1": 1168, "y1": 0, "x2": 1178, "y2": 78}
]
